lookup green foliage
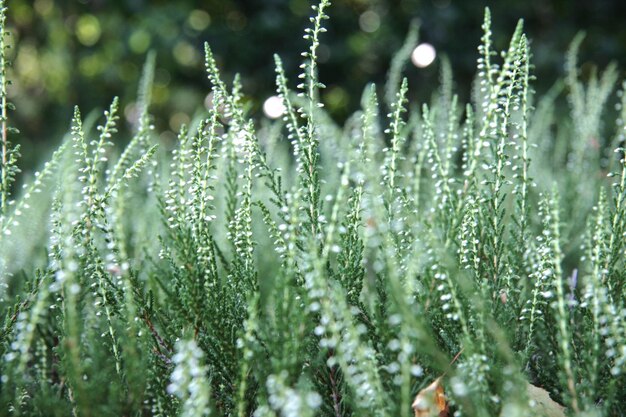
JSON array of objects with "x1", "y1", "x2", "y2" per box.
[
  {"x1": 0, "y1": 0, "x2": 20, "y2": 230},
  {"x1": 0, "y1": 3, "x2": 624, "y2": 417}
]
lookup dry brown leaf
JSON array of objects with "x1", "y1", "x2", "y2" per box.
[
  {"x1": 412, "y1": 377, "x2": 449, "y2": 417},
  {"x1": 526, "y1": 383, "x2": 566, "y2": 417},
  {"x1": 412, "y1": 350, "x2": 463, "y2": 417},
  {"x1": 412, "y1": 380, "x2": 566, "y2": 417}
]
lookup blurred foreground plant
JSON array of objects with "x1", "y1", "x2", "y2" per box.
[{"x1": 0, "y1": 1, "x2": 624, "y2": 416}]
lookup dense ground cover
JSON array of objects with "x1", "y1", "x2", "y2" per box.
[{"x1": 0, "y1": 1, "x2": 624, "y2": 415}]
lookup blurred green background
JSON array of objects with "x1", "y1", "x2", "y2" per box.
[{"x1": 5, "y1": 0, "x2": 626, "y2": 170}]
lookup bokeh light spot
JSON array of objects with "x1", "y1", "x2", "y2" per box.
[
  {"x1": 34, "y1": 0, "x2": 54, "y2": 17},
  {"x1": 79, "y1": 53, "x2": 104, "y2": 77},
  {"x1": 169, "y1": 112, "x2": 190, "y2": 132},
  {"x1": 15, "y1": 43, "x2": 40, "y2": 87},
  {"x1": 153, "y1": 85, "x2": 170, "y2": 105},
  {"x1": 188, "y1": 10, "x2": 211, "y2": 31},
  {"x1": 13, "y1": 3, "x2": 34, "y2": 26},
  {"x1": 359, "y1": 10, "x2": 380, "y2": 33},
  {"x1": 263, "y1": 96, "x2": 286, "y2": 119},
  {"x1": 173, "y1": 41, "x2": 200, "y2": 67},
  {"x1": 124, "y1": 101, "x2": 139, "y2": 125},
  {"x1": 76, "y1": 14, "x2": 101, "y2": 46},
  {"x1": 324, "y1": 86, "x2": 349, "y2": 112},
  {"x1": 411, "y1": 43, "x2": 436, "y2": 68},
  {"x1": 129, "y1": 29, "x2": 151, "y2": 54}
]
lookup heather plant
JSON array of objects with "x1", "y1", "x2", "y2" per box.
[{"x1": 0, "y1": 1, "x2": 624, "y2": 416}]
